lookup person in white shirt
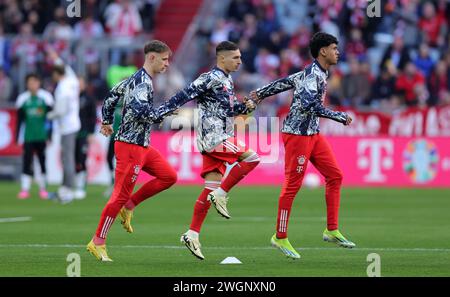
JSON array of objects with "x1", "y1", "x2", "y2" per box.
[{"x1": 47, "y1": 50, "x2": 81, "y2": 203}]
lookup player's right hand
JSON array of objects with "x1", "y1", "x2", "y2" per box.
[
  {"x1": 249, "y1": 90, "x2": 260, "y2": 104},
  {"x1": 100, "y1": 124, "x2": 113, "y2": 137},
  {"x1": 244, "y1": 97, "x2": 256, "y2": 110},
  {"x1": 344, "y1": 114, "x2": 353, "y2": 126}
]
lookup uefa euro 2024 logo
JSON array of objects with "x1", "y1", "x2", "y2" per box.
[{"x1": 403, "y1": 140, "x2": 439, "y2": 184}]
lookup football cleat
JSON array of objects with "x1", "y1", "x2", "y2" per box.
[
  {"x1": 17, "y1": 190, "x2": 30, "y2": 200},
  {"x1": 270, "y1": 234, "x2": 301, "y2": 259},
  {"x1": 86, "y1": 240, "x2": 113, "y2": 262},
  {"x1": 74, "y1": 190, "x2": 86, "y2": 200},
  {"x1": 39, "y1": 190, "x2": 49, "y2": 200},
  {"x1": 207, "y1": 191, "x2": 230, "y2": 219},
  {"x1": 119, "y1": 207, "x2": 134, "y2": 233},
  {"x1": 180, "y1": 233, "x2": 205, "y2": 260},
  {"x1": 323, "y1": 229, "x2": 356, "y2": 248}
]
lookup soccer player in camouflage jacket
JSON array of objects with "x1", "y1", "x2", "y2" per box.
[
  {"x1": 250, "y1": 32, "x2": 356, "y2": 259},
  {"x1": 87, "y1": 40, "x2": 179, "y2": 262},
  {"x1": 159, "y1": 41, "x2": 260, "y2": 260}
]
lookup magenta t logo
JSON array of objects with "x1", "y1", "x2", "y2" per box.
[{"x1": 357, "y1": 139, "x2": 394, "y2": 182}]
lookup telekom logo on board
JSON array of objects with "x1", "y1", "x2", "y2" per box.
[{"x1": 357, "y1": 139, "x2": 394, "y2": 182}]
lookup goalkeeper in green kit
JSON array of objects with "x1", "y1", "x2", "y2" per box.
[{"x1": 16, "y1": 73, "x2": 54, "y2": 199}]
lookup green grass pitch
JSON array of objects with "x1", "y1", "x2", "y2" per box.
[{"x1": 0, "y1": 182, "x2": 449, "y2": 276}]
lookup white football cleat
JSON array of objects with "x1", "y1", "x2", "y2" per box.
[
  {"x1": 207, "y1": 191, "x2": 230, "y2": 219},
  {"x1": 180, "y1": 233, "x2": 205, "y2": 260},
  {"x1": 74, "y1": 189, "x2": 86, "y2": 200}
]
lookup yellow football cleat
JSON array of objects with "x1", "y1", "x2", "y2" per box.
[
  {"x1": 86, "y1": 240, "x2": 113, "y2": 262},
  {"x1": 119, "y1": 207, "x2": 134, "y2": 233},
  {"x1": 323, "y1": 229, "x2": 356, "y2": 248},
  {"x1": 270, "y1": 234, "x2": 301, "y2": 259}
]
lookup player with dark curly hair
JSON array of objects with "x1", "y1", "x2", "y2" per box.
[{"x1": 250, "y1": 32, "x2": 355, "y2": 259}]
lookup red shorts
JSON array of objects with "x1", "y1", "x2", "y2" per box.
[{"x1": 201, "y1": 137, "x2": 248, "y2": 178}]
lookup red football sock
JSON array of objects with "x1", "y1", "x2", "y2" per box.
[
  {"x1": 93, "y1": 236, "x2": 105, "y2": 245},
  {"x1": 189, "y1": 181, "x2": 220, "y2": 233}
]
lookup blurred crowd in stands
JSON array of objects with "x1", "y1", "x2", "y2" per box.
[
  {"x1": 0, "y1": 0, "x2": 449, "y2": 119},
  {"x1": 0, "y1": 0, "x2": 158, "y2": 107},
  {"x1": 199, "y1": 0, "x2": 449, "y2": 117}
]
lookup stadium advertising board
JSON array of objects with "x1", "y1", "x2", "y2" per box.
[{"x1": 2, "y1": 106, "x2": 449, "y2": 187}]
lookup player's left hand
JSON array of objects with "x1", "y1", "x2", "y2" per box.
[
  {"x1": 100, "y1": 124, "x2": 113, "y2": 137},
  {"x1": 244, "y1": 97, "x2": 256, "y2": 110}
]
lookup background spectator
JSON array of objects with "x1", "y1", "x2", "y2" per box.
[
  {"x1": 0, "y1": 67, "x2": 13, "y2": 106},
  {"x1": 395, "y1": 62, "x2": 426, "y2": 106},
  {"x1": 0, "y1": 0, "x2": 448, "y2": 119}
]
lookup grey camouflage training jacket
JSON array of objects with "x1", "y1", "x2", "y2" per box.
[
  {"x1": 160, "y1": 67, "x2": 253, "y2": 152},
  {"x1": 101, "y1": 68, "x2": 166, "y2": 147},
  {"x1": 255, "y1": 60, "x2": 348, "y2": 136}
]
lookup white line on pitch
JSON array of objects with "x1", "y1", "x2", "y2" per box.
[
  {"x1": 211, "y1": 216, "x2": 393, "y2": 222},
  {"x1": 0, "y1": 244, "x2": 448, "y2": 253},
  {"x1": 0, "y1": 217, "x2": 32, "y2": 223}
]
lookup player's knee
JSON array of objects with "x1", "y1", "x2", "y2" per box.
[
  {"x1": 204, "y1": 171, "x2": 223, "y2": 182},
  {"x1": 163, "y1": 170, "x2": 178, "y2": 186},
  {"x1": 327, "y1": 170, "x2": 343, "y2": 185},
  {"x1": 239, "y1": 150, "x2": 261, "y2": 165}
]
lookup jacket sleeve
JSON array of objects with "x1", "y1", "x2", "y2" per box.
[
  {"x1": 154, "y1": 74, "x2": 210, "y2": 120},
  {"x1": 47, "y1": 89, "x2": 69, "y2": 120},
  {"x1": 232, "y1": 97, "x2": 253, "y2": 116},
  {"x1": 255, "y1": 73, "x2": 296, "y2": 101},
  {"x1": 301, "y1": 74, "x2": 348, "y2": 124},
  {"x1": 101, "y1": 79, "x2": 127, "y2": 125}
]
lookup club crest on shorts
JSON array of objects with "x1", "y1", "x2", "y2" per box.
[
  {"x1": 296, "y1": 155, "x2": 306, "y2": 173},
  {"x1": 131, "y1": 165, "x2": 140, "y2": 183},
  {"x1": 298, "y1": 155, "x2": 306, "y2": 165}
]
